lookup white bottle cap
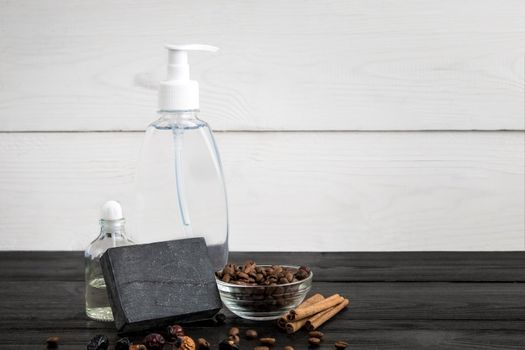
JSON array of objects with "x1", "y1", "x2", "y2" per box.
[
  {"x1": 101, "y1": 200, "x2": 123, "y2": 221},
  {"x1": 158, "y1": 44, "x2": 219, "y2": 111}
]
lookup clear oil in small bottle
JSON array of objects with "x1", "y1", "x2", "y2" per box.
[{"x1": 85, "y1": 200, "x2": 133, "y2": 321}]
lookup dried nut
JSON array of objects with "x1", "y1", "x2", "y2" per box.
[
  {"x1": 130, "y1": 346, "x2": 147, "y2": 350},
  {"x1": 144, "y1": 333, "x2": 166, "y2": 350},
  {"x1": 245, "y1": 329, "x2": 258, "y2": 339},
  {"x1": 334, "y1": 341, "x2": 349, "y2": 350},
  {"x1": 175, "y1": 336, "x2": 196, "y2": 350},
  {"x1": 283, "y1": 347, "x2": 294, "y2": 350},
  {"x1": 219, "y1": 339, "x2": 240, "y2": 350},
  {"x1": 259, "y1": 338, "x2": 276, "y2": 346},
  {"x1": 197, "y1": 338, "x2": 211, "y2": 350},
  {"x1": 308, "y1": 338, "x2": 321, "y2": 346},
  {"x1": 228, "y1": 335, "x2": 240, "y2": 344},
  {"x1": 168, "y1": 324, "x2": 185, "y2": 338},
  {"x1": 308, "y1": 331, "x2": 324, "y2": 338},
  {"x1": 87, "y1": 335, "x2": 109, "y2": 350},
  {"x1": 46, "y1": 336, "x2": 59, "y2": 348},
  {"x1": 228, "y1": 327, "x2": 240, "y2": 336},
  {"x1": 115, "y1": 338, "x2": 132, "y2": 350},
  {"x1": 255, "y1": 347, "x2": 270, "y2": 350}
]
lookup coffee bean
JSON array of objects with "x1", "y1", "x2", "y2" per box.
[
  {"x1": 238, "y1": 272, "x2": 250, "y2": 279},
  {"x1": 295, "y1": 269, "x2": 309, "y2": 280},
  {"x1": 334, "y1": 341, "x2": 349, "y2": 350},
  {"x1": 228, "y1": 335, "x2": 240, "y2": 344},
  {"x1": 229, "y1": 327, "x2": 240, "y2": 336},
  {"x1": 115, "y1": 338, "x2": 132, "y2": 350},
  {"x1": 218, "y1": 261, "x2": 310, "y2": 286},
  {"x1": 197, "y1": 338, "x2": 211, "y2": 350},
  {"x1": 308, "y1": 338, "x2": 321, "y2": 346},
  {"x1": 245, "y1": 329, "x2": 258, "y2": 339},
  {"x1": 46, "y1": 336, "x2": 59, "y2": 348},
  {"x1": 259, "y1": 338, "x2": 276, "y2": 346},
  {"x1": 285, "y1": 272, "x2": 294, "y2": 282},
  {"x1": 223, "y1": 264, "x2": 235, "y2": 276},
  {"x1": 299, "y1": 265, "x2": 311, "y2": 273},
  {"x1": 219, "y1": 339, "x2": 240, "y2": 350},
  {"x1": 309, "y1": 331, "x2": 324, "y2": 338}
]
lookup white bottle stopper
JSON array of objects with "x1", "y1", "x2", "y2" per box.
[
  {"x1": 158, "y1": 44, "x2": 219, "y2": 111},
  {"x1": 101, "y1": 200, "x2": 123, "y2": 221}
]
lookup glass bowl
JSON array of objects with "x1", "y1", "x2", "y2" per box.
[{"x1": 216, "y1": 265, "x2": 313, "y2": 320}]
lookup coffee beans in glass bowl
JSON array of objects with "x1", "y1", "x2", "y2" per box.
[{"x1": 215, "y1": 261, "x2": 312, "y2": 320}]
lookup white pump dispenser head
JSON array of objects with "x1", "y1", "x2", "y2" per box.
[{"x1": 158, "y1": 44, "x2": 219, "y2": 111}]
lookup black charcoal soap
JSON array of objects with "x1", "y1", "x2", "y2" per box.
[{"x1": 100, "y1": 238, "x2": 222, "y2": 333}]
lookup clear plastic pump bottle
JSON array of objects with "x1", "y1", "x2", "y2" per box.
[
  {"x1": 85, "y1": 200, "x2": 133, "y2": 321},
  {"x1": 135, "y1": 45, "x2": 229, "y2": 271}
]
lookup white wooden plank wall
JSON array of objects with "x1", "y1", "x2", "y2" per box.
[{"x1": 0, "y1": 0, "x2": 524, "y2": 250}]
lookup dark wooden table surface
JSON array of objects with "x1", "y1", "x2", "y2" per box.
[{"x1": 1, "y1": 251, "x2": 524, "y2": 349}]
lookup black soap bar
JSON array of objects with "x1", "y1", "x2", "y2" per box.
[{"x1": 100, "y1": 238, "x2": 222, "y2": 334}]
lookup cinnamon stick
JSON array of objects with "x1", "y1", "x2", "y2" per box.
[
  {"x1": 277, "y1": 293, "x2": 324, "y2": 329},
  {"x1": 305, "y1": 298, "x2": 349, "y2": 331},
  {"x1": 287, "y1": 294, "x2": 343, "y2": 321},
  {"x1": 285, "y1": 318, "x2": 308, "y2": 334}
]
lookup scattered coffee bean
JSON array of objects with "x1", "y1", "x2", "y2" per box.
[
  {"x1": 259, "y1": 338, "x2": 276, "y2": 346},
  {"x1": 228, "y1": 335, "x2": 240, "y2": 344},
  {"x1": 216, "y1": 261, "x2": 311, "y2": 285},
  {"x1": 197, "y1": 338, "x2": 211, "y2": 350},
  {"x1": 255, "y1": 347, "x2": 270, "y2": 350},
  {"x1": 143, "y1": 333, "x2": 165, "y2": 350},
  {"x1": 215, "y1": 313, "x2": 227, "y2": 324},
  {"x1": 308, "y1": 331, "x2": 324, "y2": 338},
  {"x1": 295, "y1": 269, "x2": 309, "y2": 280},
  {"x1": 115, "y1": 337, "x2": 132, "y2": 350},
  {"x1": 283, "y1": 346, "x2": 294, "y2": 350},
  {"x1": 130, "y1": 345, "x2": 147, "y2": 350},
  {"x1": 308, "y1": 338, "x2": 321, "y2": 346},
  {"x1": 86, "y1": 335, "x2": 109, "y2": 350},
  {"x1": 46, "y1": 336, "x2": 59, "y2": 348},
  {"x1": 219, "y1": 339, "x2": 240, "y2": 350},
  {"x1": 168, "y1": 324, "x2": 185, "y2": 339},
  {"x1": 334, "y1": 341, "x2": 349, "y2": 350},
  {"x1": 245, "y1": 329, "x2": 258, "y2": 339},
  {"x1": 228, "y1": 327, "x2": 240, "y2": 336}
]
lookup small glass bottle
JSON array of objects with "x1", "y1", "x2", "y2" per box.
[{"x1": 85, "y1": 200, "x2": 133, "y2": 321}]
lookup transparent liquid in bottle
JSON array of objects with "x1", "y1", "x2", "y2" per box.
[
  {"x1": 85, "y1": 274, "x2": 113, "y2": 321},
  {"x1": 84, "y1": 212, "x2": 133, "y2": 322},
  {"x1": 135, "y1": 111, "x2": 229, "y2": 270}
]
